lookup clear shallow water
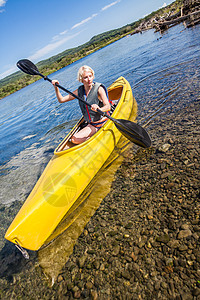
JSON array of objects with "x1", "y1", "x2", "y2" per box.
[{"x1": 0, "y1": 24, "x2": 200, "y2": 206}]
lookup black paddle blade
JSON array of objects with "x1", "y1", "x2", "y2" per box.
[
  {"x1": 114, "y1": 119, "x2": 151, "y2": 148},
  {"x1": 17, "y1": 59, "x2": 41, "y2": 76}
]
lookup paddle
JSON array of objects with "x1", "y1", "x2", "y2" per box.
[{"x1": 17, "y1": 59, "x2": 151, "y2": 148}]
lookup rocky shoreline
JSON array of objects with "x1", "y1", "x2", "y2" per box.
[
  {"x1": 0, "y1": 97, "x2": 199, "y2": 298},
  {"x1": 131, "y1": 0, "x2": 200, "y2": 34}
]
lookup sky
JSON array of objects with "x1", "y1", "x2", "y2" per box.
[{"x1": 0, "y1": 0, "x2": 174, "y2": 80}]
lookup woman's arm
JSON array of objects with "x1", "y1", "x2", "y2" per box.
[
  {"x1": 91, "y1": 86, "x2": 111, "y2": 112},
  {"x1": 52, "y1": 80, "x2": 78, "y2": 103}
]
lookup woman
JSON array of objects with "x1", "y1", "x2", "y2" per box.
[{"x1": 52, "y1": 65, "x2": 111, "y2": 144}]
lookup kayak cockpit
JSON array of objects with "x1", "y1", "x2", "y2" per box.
[
  {"x1": 55, "y1": 85, "x2": 123, "y2": 153},
  {"x1": 55, "y1": 118, "x2": 88, "y2": 152}
]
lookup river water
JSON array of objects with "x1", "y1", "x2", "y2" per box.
[{"x1": 0, "y1": 24, "x2": 200, "y2": 279}]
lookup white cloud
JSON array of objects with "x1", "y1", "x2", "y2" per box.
[
  {"x1": 71, "y1": 13, "x2": 98, "y2": 30},
  {"x1": 101, "y1": 0, "x2": 121, "y2": 11},
  {"x1": 0, "y1": 0, "x2": 7, "y2": 6},
  {"x1": 52, "y1": 29, "x2": 69, "y2": 41},
  {"x1": 60, "y1": 29, "x2": 69, "y2": 36},
  {"x1": 0, "y1": 0, "x2": 7, "y2": 12},
  {"x1": 28, "y1": 32, "x2": 81, "y2": 61}
]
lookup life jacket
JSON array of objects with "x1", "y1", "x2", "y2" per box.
[{"x1": 78, "y1": 82, "x2": 109, "y2": 123}]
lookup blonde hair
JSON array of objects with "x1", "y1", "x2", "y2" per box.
[{"x1": 77, "y1": 65, "x2": 95, "y2": 83}]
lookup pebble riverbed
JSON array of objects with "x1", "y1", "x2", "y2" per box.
[{"x1": 0, "y1": 99, "x2": 199, "y2": 299}]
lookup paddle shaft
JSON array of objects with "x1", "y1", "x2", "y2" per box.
[
  {"x1": 16, "y1": 59, "x2": 151, "y2": 147},
  {"x1": 43, "y1": 75, "x2": 108, "y2": 118},
  {"x1": 43, "y1": 75, "x2": 144, "y2": 138}
]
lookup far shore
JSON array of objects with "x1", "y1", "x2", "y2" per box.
[{"x1": 0, "y1": 0, "x2": 200, "y2": 100}]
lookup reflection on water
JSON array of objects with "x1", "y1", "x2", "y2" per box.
[{"x1": 38, "y1": 135, "x2": 130, "y2": 284}]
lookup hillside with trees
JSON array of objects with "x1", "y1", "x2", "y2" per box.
[{"x1": 1, "y1": 0, "x2": 199, "y2": 100}]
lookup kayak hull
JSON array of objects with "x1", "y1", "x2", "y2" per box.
[{"x1": 5, "y1": 77, "x2": 137, "y2": 250}]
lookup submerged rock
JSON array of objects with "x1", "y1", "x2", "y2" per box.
[{"x1": 158, "y1": 143, "x2": 171, "y2": 152}]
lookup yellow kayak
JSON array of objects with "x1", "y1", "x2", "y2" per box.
[{"x1": 5, "y1": 76, "x2": 137, "y2": 251}]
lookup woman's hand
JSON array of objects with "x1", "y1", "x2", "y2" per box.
[
  {"x1": 91, "y1": 104, "x2": 100, "y2": 112},
  {"x1": 52, "y1": 79, "x2": 59, "y2": 87}
]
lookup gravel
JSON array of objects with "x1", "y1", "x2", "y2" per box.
[{"x1": 0, "y1": 98, "x2": 199, "y2": 299}]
